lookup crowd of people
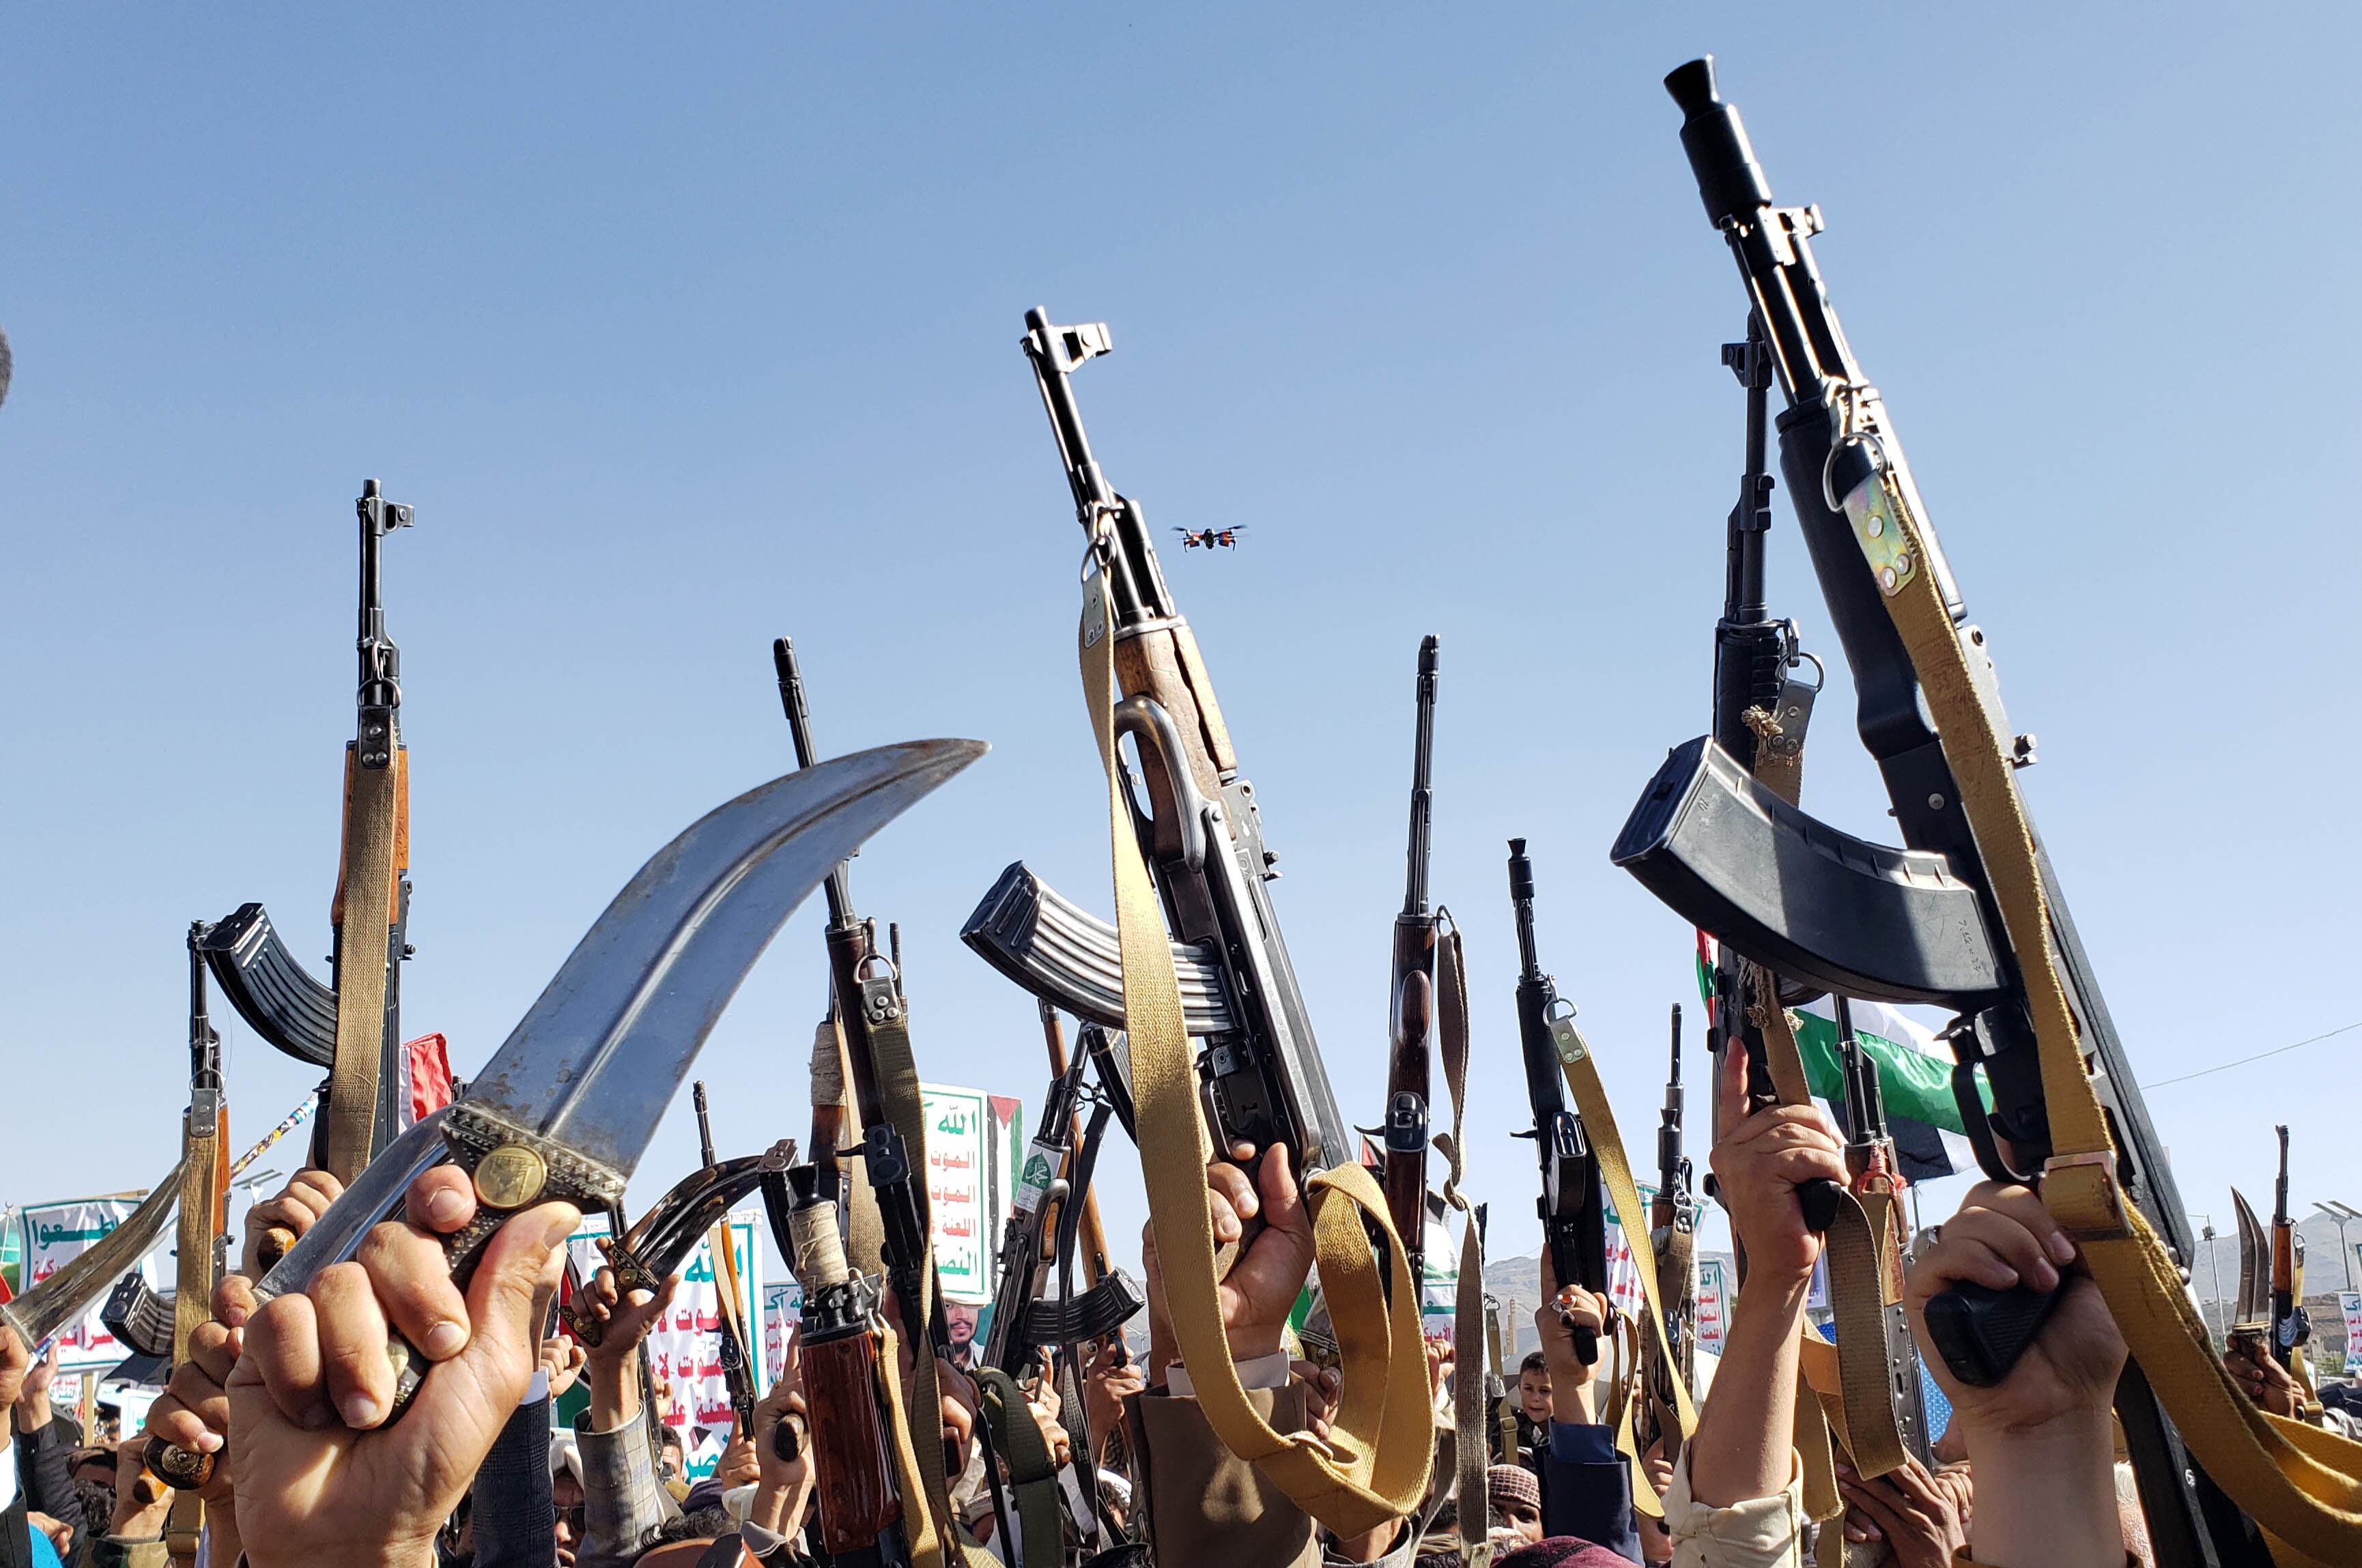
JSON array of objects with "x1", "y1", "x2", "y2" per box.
[{"x1": 14, "y1": 1038, "x2": 2348, "y2": 1568}]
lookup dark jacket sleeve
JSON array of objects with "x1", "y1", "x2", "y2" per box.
[
  {"x1": 1541, "y1": 1421, "x2": 1640, "y2": 1564},
  {"x1": 471, "y1": 1395, "x2": 555, "y2": 1568},
  {"x1": 13, "y1": 1423, "x2": 94, "y2": 1557}
]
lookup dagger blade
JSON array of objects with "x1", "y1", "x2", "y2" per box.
[
  {"x1": 2, "y1": 1156, "x2": 189, "y2": 1350},
  {"x1": 253, "y1": 738, "x2": 982, "y2": 1301},
  {"x1": 2232, "y1": 1188, "x2": 2271, "y2": 1328}
]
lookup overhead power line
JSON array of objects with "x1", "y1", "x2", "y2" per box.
[{"x1": 2147, "y1": 1019, "x2": 2362, "y2": 1089}]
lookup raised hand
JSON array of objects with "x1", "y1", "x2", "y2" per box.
[
  {"x1": 2223, "y1": 1340, "x2": 2299, "y2": 1418},
  {"x1": 1904, "y1": 1182, "x2": 2124, "y2": 1568},
  {"x1": 1905, "y1": 1182, "x2": 2120, "y2": 1435},
  {"x1": 575, "y1": 1265, "x2": 681, "y2": 1367},
  {"x1": 1205, "y1": 1143, "x2": 1317, "y2": 1363},
  {"x1": 1535, "y1": 1247, "x2": 1606, "y2": 1424},
  {"x1": 1081, "y1": 1339, "x2": 1144, "y2": 1458},
  {"x1": 225, "y1": 1163, "x2": 578, "y2": 1568},
  {"x1": 1706, "y1": 1041, "x2": 1847, "y2": 1288},
  {"x1": 1835, "y1": 1452, "x2": 1971, "y2": 1568},
  {"x1": 240, "y1": 1169, "x2": 345, "y2": 1276},
  {"x1": 141, "y1": 1274, "x2": 255, "y2": 1508},
  {"x1": 539, "y1": 1337, "x2": 587, "y2": 1402}
]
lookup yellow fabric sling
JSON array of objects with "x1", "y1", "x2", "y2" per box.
[
  {"x1": 1841, "y1": 455, "x2": 2362, "y2": 1567},
  {"x1": 1542, "y1": 1008, "x2": 1698, "y2": 1517},
  {"x1": 1082, "y1": 568, "x2": 1432, "y2": 1537},
  {"x1": 324, "y1": 749, "x2": 402, "y2": 1184},
  {"x1": 1432, "y1": 918, "x2": 1495, "y2": 1565}
]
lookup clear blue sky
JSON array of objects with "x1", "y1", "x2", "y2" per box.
[{"x1": 4, "y1": 8, "x2": 2357, "y2": 1281}]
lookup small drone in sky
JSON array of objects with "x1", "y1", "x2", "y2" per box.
[{"x1": 1173, "y1": 526, "x2": 1247, "y2": 551}]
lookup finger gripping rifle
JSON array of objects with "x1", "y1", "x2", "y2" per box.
[{"x1": 1507, "y1": 840, "x2": 1604, "y2": 1365}]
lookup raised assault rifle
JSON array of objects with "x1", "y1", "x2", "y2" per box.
[
  {"x1": 963, "y1": 311, "x2": 1351, "y2": 1197},
  {"x1": 694, "y1": 1082, "x2": 759, "y2": 1440},
  {"x1": 1636, "y1": 1005, "x2": 1695, "y2": 1461},
  {"x1": 1614, "y1": 55, "x2": 2248, "y2": 1567},
  {"x1": 135, "y1": 928, "x2": 236, "y2": 1546},
  {"x1": 200, "y1": 481, "x2": 416, "y2": 1210},
  {"x1": 1380, "y1": 636, "x2": 1442, "y2": 1285},
  {"x1": 1507, "y1": 840, "x2": 1604, "y2": 1364}
]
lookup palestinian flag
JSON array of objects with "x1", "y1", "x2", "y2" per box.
[{"x1": 1696, "y1": 933, "x2": 1982, "y2": 1182}]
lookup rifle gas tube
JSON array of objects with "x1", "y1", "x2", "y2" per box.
[
  {"x1": 1508, "y1": 840, "x2": 1605, "y2": 1365},
  {"x1": 1623, "y1": 56, "x2": 2240, "y2": 1566}
]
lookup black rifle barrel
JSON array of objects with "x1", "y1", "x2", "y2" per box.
[
  {"x1": 773, "y1": 637, "x2": 854, "y2": 928},
  {"x1": 1401, "y1": 636, "x2": 1439, "y2": 917}
]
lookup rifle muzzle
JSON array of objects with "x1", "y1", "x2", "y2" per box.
[{"x1": 1665, "y1": 56, "x2": 1772, "y2": 228}]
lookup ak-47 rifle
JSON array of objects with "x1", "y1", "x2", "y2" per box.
[
  {"x1": 1636, "y1": 1005, "x2": 1695, "y2": 1463},
  {"x1": 1832, "y1": 999, "x2": 1931, "y2": 1464},
  {"x1": 694, "y1": 1082, "x2": 759, "y2": 1440},
  {"x1": 1617, "y1": 56, "x2": 2258, "y2": 1565},
  {"x1": 123, "y1": 928, "x2": 234, "y2": 1554},
  {"x1": 986, "y1": 1008, "x2": 1143, "y2": 1379},
  {"x1": 2270, "y1": 1126, "x2": 2306, "y2": 1375},
  {"x1": 961, "y1": 309, "x2": 1352, "y2": 1205},
  {"x1": 199, "y1": 481, "x2": 416, "y2": 1227},
  {"x1": 1507, "y1": 840, "x2": 1604, "y2": 1364},
  {"x1": 775, "y1": 636, "x2": 973, "y2": 1550},
  {"x1": 1380, "y1": 636, "x2": 1441, "y2": 1287},
  {"x1": 965, "y1": 311, "x2": 1429, "y2": 1539}
]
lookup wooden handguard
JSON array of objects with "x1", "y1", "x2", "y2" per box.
[
  {"x1": 1113, "y1": 625, "x2": 1231, "y2": 802},
  {"x1": 803, "y1": 1331, "x2": 903, "y2": 1554}
]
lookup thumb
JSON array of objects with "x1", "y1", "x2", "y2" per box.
[{"x1": 412, "y1": 1203, "x2": 580, "y2": 1449}]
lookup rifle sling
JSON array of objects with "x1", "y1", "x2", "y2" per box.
[
  {"x1": 858, "y1": 998, "x2": 965, "y2": 1567},
  {"x1": 1542, "y1": 1010, "x2": 1698, "y2": 1517},
  {"x1": 1751, "y1": 994, "x2": 1909, "y2": 1484},
  {"x1": 326, "y1": 752, "x2": 400, "y2": 1184},
  {"x1": 1433, "y1": 920, "x2": 1494, "y2": 1565},
  {"x1": 973, "y1": 1367, "x2": 1063, "y2": 1568},
  {"x1": 1083, "y1": 569, "x2": 1432, "y2": 1537},
  {"x1": 1851, "y1": 462, "x2": 2362, "y2": 1565}
]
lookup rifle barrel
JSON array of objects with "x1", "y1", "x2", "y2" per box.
[
  {"x1": 773, "y1": 638, "x2": 854, "y2": 927},
  {"x1": 1401, "y1": 636, "x2": 1439, "y2": 917}
]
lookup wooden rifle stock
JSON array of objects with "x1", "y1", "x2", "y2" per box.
[{"x1": 145, "y1": 927, "x2": 231, "y2": 1525}]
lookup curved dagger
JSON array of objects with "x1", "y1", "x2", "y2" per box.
[
  {"x1": 178, "y1": 737, "x2": 981, "y2": 1438},
  {"x1": 2, "y1": 1156, "x2": 188, "y2": 1351}
]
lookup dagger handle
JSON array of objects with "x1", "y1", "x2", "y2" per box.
[{"x1": 256, "y1": 1227, "x2": 298, "y2": 1270}]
